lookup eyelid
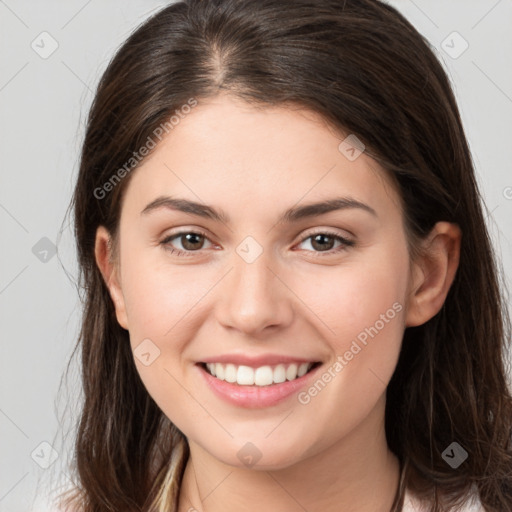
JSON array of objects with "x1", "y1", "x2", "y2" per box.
[
  {"x1": 298, "y1": 226, "x2": 354, "y2": 243},
  {"x1": 160, "y1": 228, "x2": 214, "y2": 248},
  {"x1": 294, "y1": 229, "x2": 355, "y2": 254}
]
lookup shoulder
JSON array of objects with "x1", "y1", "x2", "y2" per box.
[{"x1": 402, "y1": 487, "x2": 485, "y2": 512}]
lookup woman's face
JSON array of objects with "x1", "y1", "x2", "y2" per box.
[{"x1": 100, "y1": 93, "x2": 417, "y2": 469}]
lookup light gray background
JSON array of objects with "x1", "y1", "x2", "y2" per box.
[{"x1": 1, "y1": 1, "x2": 511, "y2": 510}]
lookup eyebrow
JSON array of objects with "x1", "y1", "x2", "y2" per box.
[{"x1": 141, "y1": 195, "x2": 377, "y2": 223}]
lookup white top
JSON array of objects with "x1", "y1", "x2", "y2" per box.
[{"x1": 402, "y1": 488, "x2": 484, "y2": 511}]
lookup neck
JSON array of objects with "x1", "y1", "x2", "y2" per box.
[{"x1": 178, "y1": 396, "x2": 400, "y2": 512}]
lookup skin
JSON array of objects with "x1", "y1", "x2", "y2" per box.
[{"x1": 95, "y1": 93, "x2": 461, "y2": 512}]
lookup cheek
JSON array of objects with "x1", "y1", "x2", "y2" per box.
[
  {"x1": 335, "y1": 264, "x2": 406, "y2": 342},
  {"x1": 120, "y1": 246, "x2": 207, "y2": 340},
  {"x1": 118, "y1": 252, "x2": 205, "y2": 431},
  {"x1": 288, "y1": 247, "x2": 409, "y2": 438},
  {"x1": 292, "y1": 242, "x2": 409, "y2": 366},
  {"x1": 297, "y1": 247, "x2": 409, "y2": 328}
]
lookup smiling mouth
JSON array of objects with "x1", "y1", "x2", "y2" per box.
[{"x1": 198, "y1": 361, "x2": 322, "y2": 387}]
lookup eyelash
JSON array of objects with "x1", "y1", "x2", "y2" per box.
[{"x1": 160, "y1": 229, "x2": 355, "y2": 258}]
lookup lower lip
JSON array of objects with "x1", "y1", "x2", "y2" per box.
[{"x1": 196, "y1": 363, "x2": 322, "y2": 409}]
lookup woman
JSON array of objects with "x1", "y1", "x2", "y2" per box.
[{"x1": 59, "y1": 0, "x2": 512, "y2": 510}]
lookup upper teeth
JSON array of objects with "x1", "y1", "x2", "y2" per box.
[{"x1": 205, "y1": 362, "x2": 314, "y2": 386}]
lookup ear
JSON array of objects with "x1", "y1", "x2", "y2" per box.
[
  {"x1": 94, "y1": 225, "x2": 129, "y2": 330},
  {"x1": 405, "y1": 221, "x2": 462, "y2": 327}
]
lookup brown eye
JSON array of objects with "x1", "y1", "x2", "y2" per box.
[
  {"x1": 161, "y1": 230, "x2": 213, "y2": 256},
  {"x1": 310, "y1": 234, "x2": 336, "y2": 251},
  {"x1": 179, "y1": 232, "x2": 205, "y2": 250},
  {"x1": 297, "y1": 231, "x2": 355, "y2": 255}
]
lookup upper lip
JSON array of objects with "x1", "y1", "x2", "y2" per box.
[{"x1": 199, "y1": 354, "x2": 321, "y2": 368}]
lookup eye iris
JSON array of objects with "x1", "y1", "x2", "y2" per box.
[
  {"x1": 181, "y1": 233, "x2": 204, "y2": 250},
  {"x1": 311, "y1": 234, "x2": 335, "y2": 251}
]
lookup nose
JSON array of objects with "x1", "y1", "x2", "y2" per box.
[{"x1": 215, "y1": 246, "x2": 294, "y2": 337}]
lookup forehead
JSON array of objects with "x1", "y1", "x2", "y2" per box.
[{"x1": 121, "y1": 94, "x2": 401, "y2": 221}]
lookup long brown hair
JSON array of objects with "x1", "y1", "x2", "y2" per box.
[{"x1": 59, "y1": 0, "x2": 512, "y2": 510}]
